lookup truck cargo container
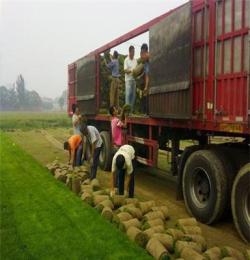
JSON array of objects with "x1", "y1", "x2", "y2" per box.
[{"x1": 67, "y1": 0, "x2": 250, "y2": 242}]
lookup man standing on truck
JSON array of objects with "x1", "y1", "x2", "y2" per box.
[
  {"x1": 124, "y1": 46, "x2": 137, "y2": 112},
  {"x1": 80, "y1": 124, "x2": 103, "y2": 180},
  {"x1": 104, "y1": 50, "x2": 121, "y2": 108},
  {"x1": 64, "y1": 134, "x2": 83, "y2": 167},
  {"x1": 110, "y1": 106, "x2": 127, "y2": 152},
  {"x1": 72, "y1": 104, "x2": 81, "y2": 134},
  {"x1": 140, "y1": 43, "x2": 150, "y2": 115},
  {"x1": 110, "y1": 144, "x2": 135, "y2": 198}
]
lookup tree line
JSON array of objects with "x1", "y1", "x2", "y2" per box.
[{"x1": 0, "y1": 74, "x2": 67, "y2": 111}]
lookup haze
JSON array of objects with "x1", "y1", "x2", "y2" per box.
[{"x1": 0, "y1": 0, "x2": 187, "y2": 98}]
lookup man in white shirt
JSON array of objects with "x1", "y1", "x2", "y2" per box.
[
  {"x1": 124, "y1": 46, "x2": 137, "y2": 112},
  {"x1": 72, "y1": 104, "x2": 81, "y2": 135},
  {"x1": 111, "y1": 144, "x2": 135, "y2": 198},
  {"x1": 81, "y1": 124, "x2": 103, "y2": 180}
]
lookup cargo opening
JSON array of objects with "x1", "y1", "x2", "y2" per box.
[{"x1": 98, "y1": 32, "x2": 149, "y2": 115}]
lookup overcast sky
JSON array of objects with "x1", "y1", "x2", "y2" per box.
[{"x1": 0, "y1": 0, "x2": 187, "y2": 99}]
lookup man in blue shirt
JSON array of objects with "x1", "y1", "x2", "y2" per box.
[{"x1": 105, "y1": 50, "x2": 121, "y2": 108}]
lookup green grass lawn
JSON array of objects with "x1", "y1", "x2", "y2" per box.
[
  {"x1": 0, "y1": 132, "x2": 151, "y2": 260},
  {"x1": 0, "y1": 112, "x2": 71, "y2": 130}
]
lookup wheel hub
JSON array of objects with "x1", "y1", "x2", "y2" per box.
[{"x1": 191, "y1": 167, "x2": 211, "y2": 208}]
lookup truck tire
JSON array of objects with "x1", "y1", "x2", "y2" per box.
[
  {"x1": 99, "y1": 131, "x2": 112, "y2": 171},
  {"x1": 182, "y1": 150, "x2": 228, "y2": 224},
  {"x1": 231, "y1": 163, "x2": 250, "y2": 243}
]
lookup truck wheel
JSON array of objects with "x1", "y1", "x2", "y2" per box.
[
  {"x1": 182, "y1": 150, "x2": 228, "y2": 224},
  {"x1": 99, "y1": 131, "x2": 112, "y2": 171},
  {"x1": 231, "y1": 163, "x2": 250, "y2": 243}
]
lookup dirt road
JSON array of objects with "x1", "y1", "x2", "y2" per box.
[{"x1": 9, "y1": 129, "x2": 249, "y2": 252}]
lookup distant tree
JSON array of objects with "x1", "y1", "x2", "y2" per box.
[
  {"x1": 58, "y1": 96, "x2": 64, "y2": 110},
  {"x1": 57, "y1": 89, "x2": 67, "y2": 111},
  {"x1": 42, "y1": 98, "x2": 54, "y2": 110},
  {"x1": 16, "y1": 74, "x2": 26, "y2": 109},
  {"x1": 27, "y1": 90, "x2": 42, "y2": 110},
  {"x1": 0, "y1": 86, "x2": 9, "y2": 110}
]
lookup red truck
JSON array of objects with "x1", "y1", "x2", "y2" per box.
[{"x1": 68, "y1": 0, "x2": 250, "y2": 242}]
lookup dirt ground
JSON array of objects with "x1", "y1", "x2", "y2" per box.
[{"x1": 8, "y1": 128, "x2": 250, "y2": 252}]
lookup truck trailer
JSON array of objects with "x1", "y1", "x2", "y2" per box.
[{"x1": 67, "y1": 0, "x2": 250, "y2": 242}]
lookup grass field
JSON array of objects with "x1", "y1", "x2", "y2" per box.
[
  {"x1": 0, "y1": 132, "x2": 151, "y2": 259},
  {"x1": 0, "y1": 111, "x2": 71, "y2": 130}
]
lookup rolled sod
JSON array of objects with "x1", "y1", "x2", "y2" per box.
[
  {"x1": 177, "y1": 218, "x2": 198, "y2": 227},
  {"x1": 152, "y1": 233, "x2": 174, "y2": 252},
  {"x1": 93, "y1": 195, "x2": 109, "y2": 206},
  {"x1": 203, "y1": 247, "x2": 222, "y2": 260},
  {"x1": 72, "y1": 176, "x2": 81, "y2": 195},
  {"x1": 245, "y1": 250, "x2": 250, "y2": 260},
  {"x1": 101, "y1": 207, "x2": 113, "y2": 222},
  {"x1": 124, "y1": 207, "x2": 143, "y2": 219},
  {"x1": 80, "y1": 184, "x2": 93, "y2": 194},
  {"x1": 182, "y1": 234, "x2": 207, "y2": 251},
  {"x1": 113, "y1": 212, "x2": 133, "y2": 226},
  {"x1": 142, "y1": 218, "x2": 164, "y2": 230},
  {"x1": 180, "y1": 247, "x2": 204, "y2": 260},
  {"x1": 143, "y1": 211, "x2": 165, "y2": 222},
  {"x1": 132, "y1": 63, "x2": 144, "y2": 78},
  {"x1": 119, "y1": 218, "x2": 141, "y2": 232},
  {"x1": 92, "y1": 190, "x2": 107, "y2": 196},
  {"x1": 126, "y1": 226, "x2": 149, "y2": 248},
  {"x1": 111, "y1": 195, "x2": 126, "y2": 207},
  {"x1": 146, "y1": 238, "x2": 170, "y2": 260},
  {"x1": 66, "y1": 174, "x2": 73, "y2": 190},
  {"x1": 180, "y1": 225, "x2": 202, "y2": 235},
  {"x1": 96, "y1": 199, "x2": 114, "y2": 212},
  {"x1": 174, "y1": 241, "x2": 202, "y2": 257},
  {"x1": 221, "y1": 246, "x2": 245, "y2": 260},
  {"x1": 90, "y1": 178, "x2": 100, "y2": 191},
  {"x1": 125, "y1": 198, "x2": 139, "y2": 206},
  {"x1": 81, "y1": 192, "x2": 93, "y2": 206},
  {"x1": 139, "y1": 201, "x2": 156, "y2": 214},
  {"x1": 151, "y1": 206, "x2": 169, "y2": 219},
  {"x1": 143, "y1": 225, "x2": 165, "y2": 238},
  {"x1": 116, "y1": 204, "x2": 136, "y2": 213},
  {"x1": 166, "y1": 229, "x2": 185, "y2": 240}
]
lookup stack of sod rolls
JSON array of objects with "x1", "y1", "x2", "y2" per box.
[{"x1": 47, "y1": 160, "x2": 249, "y2": 260}]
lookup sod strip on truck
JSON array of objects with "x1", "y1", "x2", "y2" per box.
[{"x1": 0, "y1": 132, "x2": 151, "y2": 260}]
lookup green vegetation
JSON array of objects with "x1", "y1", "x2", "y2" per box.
[
  {"x1": 0, "y1": 132, "x2": 151, "y2": 259},
  {"x1": 0, "y1": 112, "x2": 71, "y2": 130}
]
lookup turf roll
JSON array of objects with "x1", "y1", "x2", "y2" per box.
[
  {"x1": 101, "y1": 207, "x2": 113, "y2": 222},
  {"x1": 139, "y1": 201, "x2": 156, "y2": 214},
  {"x1": 92, "y1": 190, "x2": 107, "y2": 196},
  {"x1": 180, "y1": 225, "x2": 202, "y2": 235},
  {"x1": 177, "y1": 218, "x2": 197, "y2": 227},
  {"x1": 72, "y1": 176, "x2": 81, "y2": 195},
  {"x1": 166, "y1": 228, "x2": 185, "y2": 240},
  {"x1": 245, "y1": 250, "x2": 250, "y2": 260},
  {"x1": 95, "y1": 199, "x2": 114, "y2": 212},
  {"x1": 111, "y1": 195, "x2": 126, "y2": 207},
  {"x1": 125, "y1": 198, "x2": 139, "y2": 206},
  {"x1": 152, "y1": 233, "x2": 174, "y2": 252},
  {"x1": 146, "y1": 238, "x2": 170, "y2": 260},
  {"x1": 80, "y1": 184, "x2": 93, "y2": 194},
  {"x1": 143, "y1": 210, "x2": 165, "y2": 222},
  {"x1": 93, "y1": 195, "x2": 109, "y2": 206},
  {"x1": 180, "y1": 247, "x2": 204, "y2": 260},
  {"x1": 151, "y1": 206, "x2": 169, "y2": 219},
  {"x1": 143, "y1": 225, "x2": 165, "y2": 238},
  {"x1": 116, "y1": 204, "x2": 136, "y2": 213},
  {"x1": 126, "y1": 226, "x2": 149, "y2": 248},
  {"x1": 174, "y1": 241, "x2": 202, "y2": 257},
  {"x1": 112, "y1": 212, "x2": 133, "y2": 226},
  {"x1": 221, "y1": 246, "x2": 245, "y2": 260},
  {"x1": 142, "y1": 218, "x2": 164, "y2": 230},
  {"x1": 182, "y1": 234, "x2": 207, "y2": 251},
  {"x1": 66, "y1": 174, "x2": 73, "y2": 190},
  {"x1": 124, "y1": 206, "x2": 143, "y2": 219},
  {"x1": 81, "y1": 192, "x2": 93, "y2": 206},
  {"x1": 203, "y1": 246, "x2": 222, "y2": 260},
  {"x1": 90, "y1": 178, "x2": 100, "y2": 191},
  {"x1": 119, "y1": 218, "x2": 141, "y2": 232}
]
